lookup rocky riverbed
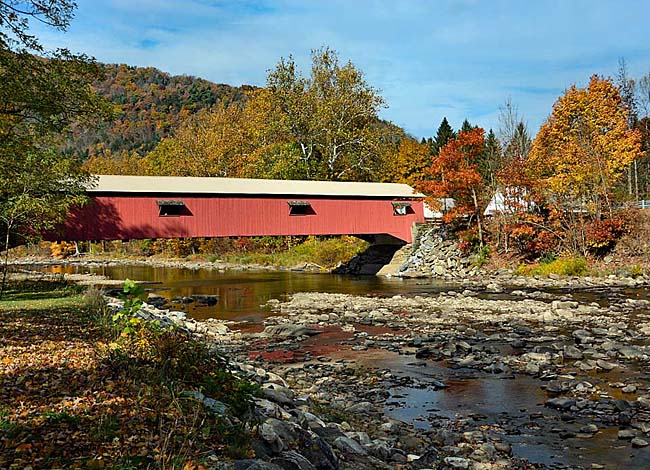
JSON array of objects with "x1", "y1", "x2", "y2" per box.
[{"x1": 101, "y1": 271, "x2": 650, "y2": 470}]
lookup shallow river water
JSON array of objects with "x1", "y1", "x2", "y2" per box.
[{"x1": 38, "y1": 263, "x2": 650, "y2": 469}]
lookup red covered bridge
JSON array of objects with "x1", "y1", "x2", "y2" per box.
[{"x1": 55, "y1": 175, "x2": 425, "y2": 243}]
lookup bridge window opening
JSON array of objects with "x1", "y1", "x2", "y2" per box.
[
  {"x1": 157, "y1": 200, "x2": 186, "y2": 217},
  {"x1": 288, "y1": 200, "x2": 314, "y2": 216},
  {"x1": 392, "y1": 202, "x2": 413, "y2": 216}
]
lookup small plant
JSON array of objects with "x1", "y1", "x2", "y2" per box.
[
  {"x1": 84, "y1": 285, "x2": 107, "y2": 317},
  {"x1": 43, "y1": 410, "x2": 81, "y2": 425},
  {"x1": 113, "y1": 279, "x2": 146, "y2": 321},
  {"x1": 539, "y1": 251, "x2": 558, "y2": 265},
  {"x1": 89, "y1": 413, "x2": 120, "y2": 442},
  {"x1": 473, "y1": 245, "x2": 491, "y2": 268}
]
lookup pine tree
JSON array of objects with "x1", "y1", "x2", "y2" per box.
[
  {"x1": 504, "y1": 122, "x2": 531, "y2": 161},
  {"x1": 478, "y1": 129, "x2": 503, "y2": 189},
  {"x1": 431, "y1": 117, "x2": 455, "y2": 155},
  {"x1": 460, "y1": 119, "x2": 475, "y2": 133}
]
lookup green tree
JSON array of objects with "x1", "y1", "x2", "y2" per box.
[
  {"x1": 0, "y1": 151, "x2": 92, "y2": 296},
  {"x1": 431, "y1": 117, "x2": 455, "y2": 155},
  {"x1": 504, "y1": 122, "x2": 531, "y2": 161},
  {"x1": 460, "y1": 119, "x2": 476, "y2": 133},
  {"x1": 478, "y1": 129, "x2": 503, "y2": 189},
  {"x1": 267, "y1": 47, "x2": 386, "y2": 181},
  {"x1": 0, "y1": 1, "x2": 109, "y2": 294}
]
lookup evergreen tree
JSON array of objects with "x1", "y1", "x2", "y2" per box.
[
  {"x1": 504, "y1": 122, "x2": 531, "y2": 160},
  {"x1": 460, "y1": 119, "x2": 476, "y2": 133},
  {"x1": 478, "y1": 129, "x2": 503, "y2": 189},
  {"x1": 431, "y1": 117, "x2": 455, "y2": 155}
]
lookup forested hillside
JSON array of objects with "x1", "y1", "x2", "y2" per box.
[{"x1": 64, "y1": 64, "x2": 252, "y2": 159}]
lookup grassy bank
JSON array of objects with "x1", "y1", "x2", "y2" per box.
[
  {"x1": 15, "y1": 235, "x2": 370, "y2": 270},
  {"x1": 0, "y1": 280, "x2": 258, "y2": 469}
]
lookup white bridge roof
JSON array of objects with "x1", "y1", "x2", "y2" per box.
[{"x1": 88, "y1": 175, "x2": 424, "y2": 199}]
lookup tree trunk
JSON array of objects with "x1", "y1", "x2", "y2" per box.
[
  {"x1": 1, "y1": 223, "x2": 12, "y2": 299},
  {"x1": 471, "y1": 187, "x2": 484, "y2": 247}
]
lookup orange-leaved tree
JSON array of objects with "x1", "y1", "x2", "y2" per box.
[
  {"x1": 527, "y1": 75, "x2": 642, "y2": 255},
  {"x1": 417, "y1": 127, "x2": 487, "y2": 245},
  {"x1": 528, "y1": 75, "x2": 642, "y2": 218}
]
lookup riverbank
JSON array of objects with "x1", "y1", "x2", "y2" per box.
[
  {"x1": 106, "y1": 269, "x2": 650, "y2": 468},
  {"x1": 4, "y1": 264, "x2": 650, "y2": 468}
]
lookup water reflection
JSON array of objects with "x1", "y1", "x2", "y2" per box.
[{"x1": 41, "y1": 264, "x2": 455, "y2": 321}]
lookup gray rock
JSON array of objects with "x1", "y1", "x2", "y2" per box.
[
  {"x1": 271, "y1": 451, "x2": 317, "y2": 470},
  {"x1": 546, "y1": 397, "x2": 576, "y2": 410},
  {"x1": 261, "y1": 324, "x2": 322, "y2": 338},
  {"x1": 637, "y1": 396, "x2": 650, "y2": 409},
  {"x1": 596, "y1": 359, "x2": 618, "y2": 371},
  {"x1": 262, "y1": 388, "x2": 295, "y2": 407},
  {"x1": 443, "y1": 456, "x2": 471, "y2": 469},
  {"x1": 563, "y1": 345, "x2": 584, "y2": 360},
  {"x1": 579, "y1": 424, "x2": 599, "y2": 434},
  {"x1": 619, "y1": 346, "x2": 644, "y2": 359},
  {"x1": 234, "y1": 460, "x2": 283, "y2": 470},
  {"x1": 618, "y1": 429, "x2": 636, "y2": 440},
  {"x1": 346, "y1": 401, "x2": 373, "y2": 414},
  {"x1": 622, "y1": 384, "x2": 637, "y2": 393},
  {"x1": 333, "y1": 436, "x2": 367, "y2": 455},
  {"x1": 632, "y1": 438, "x2": 650, "y2": 448}
]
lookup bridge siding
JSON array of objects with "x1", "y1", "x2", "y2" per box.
[{"x1": 57, "y1": 195, "x2": 424, "y2": 243}]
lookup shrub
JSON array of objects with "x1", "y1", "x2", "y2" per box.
[
  {"x1": 472, "y1": 245, "x2": 491, "y2": 268},
  {"x1": 516, "y1": 255, "x2": 588, "y2": 277},
  {"x1": 585, "y1": 214, "x2": 631, "y2": 256}
]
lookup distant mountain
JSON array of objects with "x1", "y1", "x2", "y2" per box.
[{"x1": 65, "y1": 63, "x2": 252, "y2": 159}]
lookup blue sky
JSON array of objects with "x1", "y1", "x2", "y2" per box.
[{"x1": 35, "y1": 0, "x2": 650, "y2": 139}]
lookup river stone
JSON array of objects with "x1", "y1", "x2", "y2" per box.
[
  {"x1": 271, "y1": 450, "x2": 317, "y2": 470},
  {"x1": 618, "y1": 429, "x2": 636, "y2": 440},
  {"x1": 596, "y1": 359, "x2": 617, "y2": 371},
  {"x1": 525, "y1": 362, "x2": 540, "y2": 375},
  {"x1": 546, "y1": 398, "x2": 576, "y2": 410},
  {"x1": 619, "y1": 346, "x2": 644, "y2": 359},
  {"x1": 234, "y1": 460, "x2": 283, "y2": 470},
  {"x1": 563, "y1": 345, "x2": 583, "y2": 360},
  {"x1": 579, "y1": 424, "x2": 599, "y2": 434},
  {"x1": 346, "y1": 401, "x2": 373, "y2": 414},
  {"x1": 261, "y1": 324, "x2": 322, "y2": 338},
  {"x1": 333, "y1": 436, "x2": 367, "y2": 455},
  {"x1": 554, "y1": 301, "x2": 579, "y2": 310},
  {"x1": 262, "y1": 388, "x2": 295, "y2": 407},
  {"x1": 632, "y1": 438, "x2": 650, "y2": 448},
  {"x1": 444, "y1": 456, "x2": 471, "y2": 469},
  {"x1": 621, "y1": 384, "x2": 637, "y2": 393},
  {"x1": 637, "y1": 396, "x2": 650, "y2": 409},
  {"x1": 572, "y1": 329, "x2": 594, "y2": 343}
]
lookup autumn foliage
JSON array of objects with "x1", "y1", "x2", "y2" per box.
[
  {"x1": 528, "y1": 75, "x2": 642, "y2": 217},
  {"x1": 417, "y1": 128, "x2": 486, "y2": 231}
]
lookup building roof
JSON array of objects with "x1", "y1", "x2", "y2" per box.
[{"x1": 88, "y1": 175, "x2": 424, "y2": 199}]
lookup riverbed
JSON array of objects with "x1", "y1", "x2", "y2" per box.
[{"x1": 30, "y1": 262, "x2": 650, "y2": 469}]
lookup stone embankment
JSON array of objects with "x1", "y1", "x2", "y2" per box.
[{"x1": 395, "y1": 226, "x2": 476, "y2": 279}]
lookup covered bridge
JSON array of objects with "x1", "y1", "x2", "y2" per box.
[{"x1": 55, "y1": 175, "x2": 425, "y2": 243}]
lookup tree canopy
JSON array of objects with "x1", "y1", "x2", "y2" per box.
[
  {"x1": 528, "y1": 75, "x2": 642, "y2": 217},
  {"x1": 0, "y1": 0, "x2": 108, "y2": 283},
  {"x1": 266, "y1": 47, "x2": 386, "y2": 181}
]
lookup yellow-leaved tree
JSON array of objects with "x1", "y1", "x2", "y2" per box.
[
  {"x1": 528, "y1": 75, "x2": 642, "y2": 218},
  {"x1": 378, "y1": 137, "x2": 431, "y2": 185}
]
